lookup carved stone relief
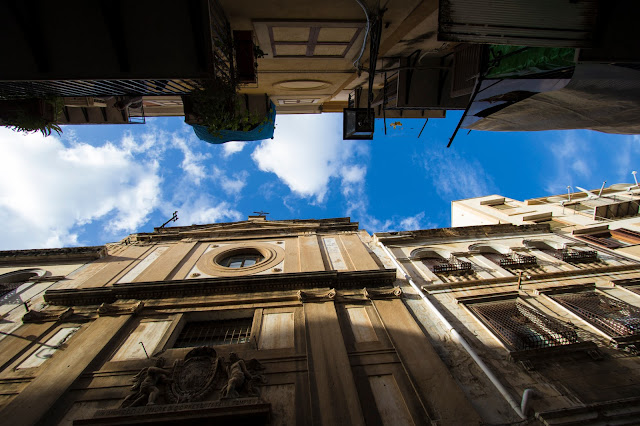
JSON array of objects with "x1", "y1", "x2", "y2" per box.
[
  {"x1": 120, "y1": 347, "x2": 267, "y2": 409},
  {"x1": 297, "y1": 288, "x2": 336, "y2": 302},
  {"x1": 364, "y1": 286, "x2": 402, "y2": 299},
  {"x1": 98, "y1": 301, "x2": 144, "y2": 316},
  {"x1": 22, "y1": 307, "x2": 73, "y2": 323}
]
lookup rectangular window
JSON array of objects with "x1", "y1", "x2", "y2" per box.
[
  {"x1": 550, "y1": 291, "x2": 640, "y2": 338},
  {"x1": 173, "y1": 318, "x2": 253, "y2": 348},
  {"x1": 17, "y1": 326, "x2": 80, "y2": 369},
  {"x1": 254, "y1": 21, "x2": 365, "y2": 58},
  {"x1": 469, "y1": 299, "x2": 579, "y2": 351}
]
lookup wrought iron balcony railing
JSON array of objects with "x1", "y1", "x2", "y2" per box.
[
  {"x1": 432, "y1": 256, "x2": 473, "y2": 275},
  {"x1": 555, "y1": 249, "x2": 598, "y2": 263},
  {"x1": 500, "y1": 252, "x2": 537, "y2": 268}
]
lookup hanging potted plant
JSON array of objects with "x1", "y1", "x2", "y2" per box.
[
  {"x1": 182, "y1": 79, "x2": 275, "y2": 144},
  {"x1": 0, "y1": 97, "x2": 63, "y2": 136}
]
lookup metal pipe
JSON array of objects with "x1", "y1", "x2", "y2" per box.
[{"x1": 377, "y1": 242, "x2": 528, "y2": 419}]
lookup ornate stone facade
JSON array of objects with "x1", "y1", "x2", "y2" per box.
[{"x1": 0, "y1": 217, "x2": 480, "y2": 425}]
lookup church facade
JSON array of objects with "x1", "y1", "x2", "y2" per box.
[{"x1": 0, "y1": 216, "x2": 478, "y2": 425}]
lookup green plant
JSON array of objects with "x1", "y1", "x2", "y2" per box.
[
  {"x1": 188, "y1": 81, "x2": 266, "y2": 136},
  {"x1": 1, "y1": 98, "x2": 63, "y2": 137}
]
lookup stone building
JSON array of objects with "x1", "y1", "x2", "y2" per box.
[
  {"x1": 451, "y1": 180, "x2": 640, "y2": 260},
  {"x1": 375, "y1": 223, "x2": 640, "y2": 424},
  {"x1": 0, "y1": 216, "x2": 479, "y2": 425}
]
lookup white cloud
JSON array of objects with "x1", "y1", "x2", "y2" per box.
[
  {"x1": 398, "y1": 212, "x2": 426, "y2": 230},
  {"x1": 212, "y1": 167, "x2": 248, "y2": 196},
  {"x1": 171, "y1": 134, "x2": 211, "y2": 185},
  {"x1": 170, "y1": 195, "x2": 243, "y2": 226},
  {"x1": 251, "y1": 114, "x2": 368, "y2": 203},
  {"x1": 0, "y1": 128, "x2": 162, "y2": 249},
  {"x1": 616, "y1": 134, "x2": 640, "y2": 182},
  {"x1": 222, "y1": 142, "x2": 247, "y2": 158},
  {"x1": 422, "y1": 149, "x2": 493, "y2": 199},
  {"x1": 545, "y1": 131, "x2": 594, "y2": 193}
]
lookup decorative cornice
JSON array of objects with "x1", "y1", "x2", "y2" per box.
[
  {"x1": 98, "y1": 301, "x2": 144, "y2": 316},
  {"x1": 22, "y1": 307, "x2": 73, "y2": 323},
  {"x1": 0, "y1": 246, "x2": 106, "y2": 265},
  {"x1": 44, "y1": 269, "x2": 397, "y2": 306},
  {"x1": 297, "y1": 289, "x2": 336, "y2": 302},
  {"x1": 423, "y1": 263, "x2": 640, "y2": 294},
  {"x1": 363, "y1": 287, "x2": 402, "y2": 299},
  {"x1": 375, "y1": 223, "x2": 551, "y2": 244}
]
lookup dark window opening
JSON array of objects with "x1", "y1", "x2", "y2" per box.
[
  {"x1": 551, "y1": 291, "x2": 640, "y2": 338},
  {"x1": 220, "y1": 253, "x2": 264, "y2": 268},
  {"x1": 470, "y1": 300, "x2": 580, "y2": 351},
  {"x1": 174, "y1": 318, "x2": 253, "y2": 348}
]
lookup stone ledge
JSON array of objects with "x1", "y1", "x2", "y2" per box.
[
  {"x1": 44, "y1": 269, "x2": 397, "y2": 306},
  {"x1": 0, "y1": 246, "x2": 106, "y2": 265},
  {"x1": 74, "y1": 398, "x2": 270, "y2": 425}
]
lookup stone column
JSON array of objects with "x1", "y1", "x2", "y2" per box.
[
  {"x1": 0, "y1": 303, "x2": 141, "y2": 426},
  {"x1": 367, "y1": 289, "x2": 481, "y2": 425},
  {"x1": 300, "y1": 289, "x2": 365, "y2": 426}
]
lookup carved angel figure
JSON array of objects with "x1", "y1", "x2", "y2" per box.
[
  {"x1": 220, "y1": 353, "x2": 266, "y2": 399},
  {"x1": 121, "y1": 357, "x2": 173, "y2": 408}
]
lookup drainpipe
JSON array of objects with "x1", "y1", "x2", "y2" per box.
[{"x1": 378, "y1": 242, "x2": 529, "y2": 420}]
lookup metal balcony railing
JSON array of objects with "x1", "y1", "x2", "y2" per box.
[
  {"x1": 500, "y1": 252, "x2": 537, "y2": 268},
  {"x1": 432, "y1": 256, "x2": 473, "y2": 275},
  {"x1": 555, "y1": 249, "x2": 598, "y2": 263},
  {"x1": 0, "y1": 79, "x2": 203, "y2": 100}
]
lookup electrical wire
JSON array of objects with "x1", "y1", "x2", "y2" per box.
[{"x1": 353, "y1": 0, "x2": 370, "y2": 70}]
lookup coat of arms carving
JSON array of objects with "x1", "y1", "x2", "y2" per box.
[
  {"x1": 166, "y1": 347, "x2": 219, "y2": 403},
  {"x1": 120, "y1": 347, "x2": 266, "y2": 409}
]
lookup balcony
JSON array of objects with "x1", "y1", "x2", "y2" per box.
[
  {"x1": 555, "y1": 249, "x2": 598, "y2": 263},
  {"x1": 500, "y1": 252, "x2": 537, "y2": 268},
  {"x1": 432, "y1": 256, "x2": 473, "y2": 275}
]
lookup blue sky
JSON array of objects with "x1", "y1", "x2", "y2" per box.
[{"x1": 0, "y1": 113, "x2": 638, "y2": 249}]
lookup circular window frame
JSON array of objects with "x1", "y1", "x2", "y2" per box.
[{"x1": 195, "y1": 242, "x2": 285, "y2": 277}]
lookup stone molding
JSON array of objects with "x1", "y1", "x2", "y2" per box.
[
  {"x1": 77, "y1": 398, "x2": 270, "y2": 425},
  {"x1": 363, "y1": 286, "x2": 402, "y2": 299},
  {"x1": 97, "y1": 301, "x2": 144, "y2": 316},
  {"x1": 297, "y1": 288, "x2": 336, "y2": 302},
  {"x1": 44, "y1": 269, "x2": 396, "y2": 306},
  {"x1": 22, "y1": 307, "x2": 73, "y2": 323},
  {"x1": 0, "y1": 246, "x2": 106, "y2": 265}
]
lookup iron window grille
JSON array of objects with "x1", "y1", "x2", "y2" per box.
[
  {"x1": 469, "y1": 300, "x2": 580, "y2": 351},
  {"x1": 551, "y1": 291, "x2": 640, "y2": 338},
  {"x1": 432, "y1": 255, "x2": 473, "y2": 275},
  {"x1": 500, "y1": 252, "x2": 537, "y2": 268},
  {"x1": 554, "y1": 248, "x2": 598, "y2": 263},
  {"x1": 174, "y1": 318, "x2": 253, "y2": 348}
]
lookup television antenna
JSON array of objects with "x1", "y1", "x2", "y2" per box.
[{"x1": 160, "y1": 211, "x2": 178, "y2": 228}]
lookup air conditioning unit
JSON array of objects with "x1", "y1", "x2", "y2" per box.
[{"x1": 343, "y1": 108, "x2": 374, "y2": 140}]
